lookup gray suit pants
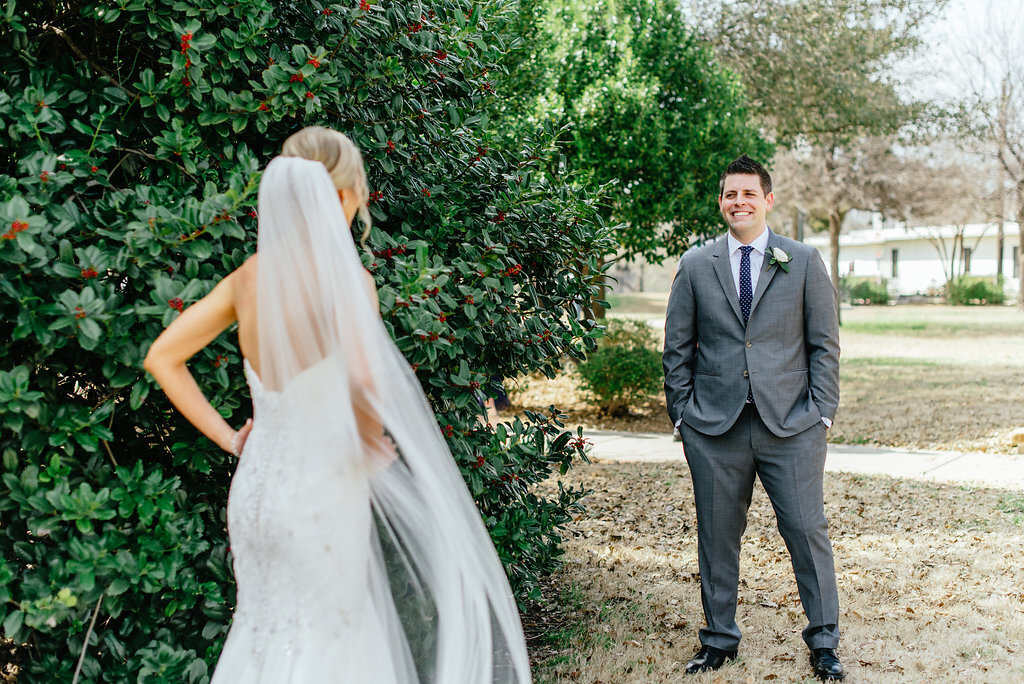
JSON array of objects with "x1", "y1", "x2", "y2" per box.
[{"x1": 682, "y1": 404, "x2": 840, "y2": 650}]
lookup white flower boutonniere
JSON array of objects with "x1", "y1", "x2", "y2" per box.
[{"x1": 766, "y1": 247, "x2": 791, "y2": 273}]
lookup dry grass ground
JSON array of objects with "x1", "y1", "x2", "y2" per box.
[
  {"x1": 521, "y1": 304, "x2": 1024, "y2": 682},
  {"x1": 832, "y1": 306, "x2": 1024, "y2": 453},
  {"x1": 529, "y1": 463, "x2": 1024, "y2": 683}
]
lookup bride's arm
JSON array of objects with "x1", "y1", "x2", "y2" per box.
[
  {"x1": 144, "y1": 272, "x2": 251, "y2": 455},
  {"x1": 351, "y1": 270, "x2": 396, "y2": 462}
]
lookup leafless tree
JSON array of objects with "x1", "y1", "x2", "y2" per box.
[{"x1": 955, "y1": 0, "x2": 1024, "y2": 305}]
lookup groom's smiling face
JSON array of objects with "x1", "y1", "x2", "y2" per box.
[{"x1": 718, "y1": 173, "x2": 774, "y2": 242}]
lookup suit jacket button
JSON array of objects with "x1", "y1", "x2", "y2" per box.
[
  {"x1": 745, "y1": 341, "x2": 752, "y2": 348},
  {"x1": 743, "y1": 370, "x2": 749, "y2": 377}
]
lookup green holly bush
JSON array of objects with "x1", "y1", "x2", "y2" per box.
[{"x1": 0, "y1": 0, "x2": 615, "y2": 679}]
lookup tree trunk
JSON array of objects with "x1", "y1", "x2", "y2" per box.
[
  {"x1": 593, "y1": 256, "x2": 607, "y2": 320},
  {"x1": 829, "y1": 209, "x2": 841, "y2": 324},
  {"x1": 1018, "y1": 194, "x2": 1024, "y2": 309},
  {"x1": 997, "y1": 223, "x2": 1004, "y2": 277},
  {"x1": 951, "y1": 231, "x2": 960, "y2": 282},
  {"x1": 823, "y1": 145, "x2": 842, "y2": 323}
]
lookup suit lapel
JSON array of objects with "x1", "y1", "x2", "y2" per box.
[
  {"x1": 711, "y1": 236, "x2": 745, "y2": 324},
  {"x1": 749, "y1": 228, "x2": 781, "y2": 316}
]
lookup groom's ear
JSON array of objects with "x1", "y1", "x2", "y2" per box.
[{"x1": 765, "y1": 192, "x2": 775, "y2": 212}]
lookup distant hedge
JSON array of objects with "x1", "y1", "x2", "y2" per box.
[
  {"x1": 0, "y1": 0, "x2": 615, "y2": 679},
  {"x1": 841, "y1": 276, "x2": 890, "y2": 305},
  {"x1": 946, "y1": 276, "x2": 1006, "y2": 306}
]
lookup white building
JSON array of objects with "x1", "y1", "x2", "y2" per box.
[
  {"x1": 805, "y1": 222, "x2": 1021, "y2": 298},
  {"x1": 607, "y1": 221, "x2": 1021, "y2": 299}
]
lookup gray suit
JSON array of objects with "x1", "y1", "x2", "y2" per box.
[{"x1": 663, "y1": 229, "x2": 841, "y2": 651}]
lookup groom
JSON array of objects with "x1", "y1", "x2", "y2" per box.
[{"x1": 663, "y1": 155, "x2": 844, "y2": 680}]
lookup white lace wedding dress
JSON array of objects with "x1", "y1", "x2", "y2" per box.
[
  {"x1": 209, "y1": 157, "x2": 530, "y2": 683},
  {"x1": 212, "y1": 358, "x2": 395, "y2": 682}
]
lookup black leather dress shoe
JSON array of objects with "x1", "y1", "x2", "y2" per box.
[
  {"x1": 685, "y1": 645, "x2": 737, "y2": 674},
  {"x1": 809, "y1": 648, "x2": 845, "y2": 681}
]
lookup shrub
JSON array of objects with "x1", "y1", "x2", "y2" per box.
[
  {"x1": 576, "y1": 319, "x2": 662, "y2": 416},
  {"x1": 0, "y1": 0, "x2": 615, "y2": 679},
  {"x1": 945, "y1": 275, "x2": 1006, "y2": 305},
  {"x1": 840, "y1": 276, "x2": 890, "y2": 305}
]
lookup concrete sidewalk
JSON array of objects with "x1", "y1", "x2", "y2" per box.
[{"x1": 583, "y1": 429, "x2": 1024, "y2": 490}]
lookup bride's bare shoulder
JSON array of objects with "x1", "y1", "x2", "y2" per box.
[
  {"x1": 222, "y1": 254, "x2": 258, "y2": 300},
  {"x1": 235, "y1": 254, "x2": 258, "y2": 280}
]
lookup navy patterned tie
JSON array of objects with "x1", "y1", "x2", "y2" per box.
[
  {"x1": 739, "y1": 245, "x2": 754, "y2": 404},
  {"x1": 739, "y1": 245, "x2": 754, "y2": 324}
]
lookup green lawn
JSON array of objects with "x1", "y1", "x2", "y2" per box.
[{"x1": 839, "y1": 303, "x2": 1024, "y2": 336}]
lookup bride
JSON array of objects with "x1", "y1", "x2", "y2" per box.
[{"x1": 144, "y1": 127, "x2": 531, "y2": 683}]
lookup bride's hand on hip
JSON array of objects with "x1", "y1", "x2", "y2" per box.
[{"x1": 231, "y1": 418, "x2": 254, "y2": 457}]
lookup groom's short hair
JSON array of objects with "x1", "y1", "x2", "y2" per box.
[{"x1": 719, "y1": 154, "x2": 772, "y2": 197}]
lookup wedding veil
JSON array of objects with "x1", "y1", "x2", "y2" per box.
[{"x1": 252, "y1": 156, "x2": 530, "y2": 683}]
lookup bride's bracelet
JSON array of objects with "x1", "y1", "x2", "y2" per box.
[{"x1": 230, "y1": 430, "x2": 244, "y2": 457}]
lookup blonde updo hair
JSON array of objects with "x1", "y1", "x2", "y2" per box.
[{"x1": 281, "y1": 126, "x2": 372, "y2": 242}]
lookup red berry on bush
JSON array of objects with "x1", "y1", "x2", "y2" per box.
[
  {"x1": 168, "y1": 298, "x2": 184, "y2": 312},
  {"x1": 81, "y1": 267, "x2": 99, "y2": 279},
  {"x1": 308, "y1": 57, "x2": 321, "y2": 67},
  {"x1": 74, "y1": 306, "x2": 86, "y2": 319}
]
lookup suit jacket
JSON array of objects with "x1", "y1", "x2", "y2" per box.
[{"x1": 663, "y1": 229, "x2": 840, "y2": 438}]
